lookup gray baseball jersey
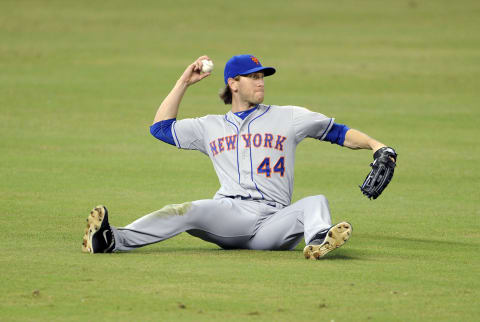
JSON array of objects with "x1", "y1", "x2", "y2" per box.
[
  {"x1": 111, "y1": 104, "x2": 336, "y2": 251},
  {"x1": 172, "y1": 104, "x2": 333, "y2": 206}
]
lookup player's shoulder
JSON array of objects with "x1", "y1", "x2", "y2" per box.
[
  {"x1": 176, "y1": 114, "x2": 225, "y2": 130},
  {"x1": 263, "y1": 104, "x2": 331, "y2": 123},
  {"x1": 191, "y1": 114, "x2": 225, "y2": 122},
  {"x1": 262, "y1": 104, "x2": 310, "y2": 114}
]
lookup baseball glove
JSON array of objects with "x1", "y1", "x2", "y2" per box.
[{"x1": 360, "y1": 147, "x2": 397, "y2": 199}]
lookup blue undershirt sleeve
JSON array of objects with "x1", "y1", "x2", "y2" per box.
[
  {"x1": 324, "y1": 123, "x2": 349, "y2": 146},
  {"x1": 150, "y1": 118, "x2": 176, "y2": 146}
]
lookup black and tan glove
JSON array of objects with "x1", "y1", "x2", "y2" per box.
[{"x1": 360, "y1": 147, "x2": 397, "y2": 199}]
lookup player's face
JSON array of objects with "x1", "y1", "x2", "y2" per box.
[{"x1": 237, "y1": 72, "x2": 265, "y2": 106}]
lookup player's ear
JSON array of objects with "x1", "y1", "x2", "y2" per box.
[{"x1": 228, "y1": 78, "x2": 238, "y2": 92}]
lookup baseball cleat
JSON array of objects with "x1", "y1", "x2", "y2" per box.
[
  {"x1": 82, "y1": 205, "x2": 115, "y2": 254},
  {"x1": 303, "y1": 222, "x2": 352, "y2": 260}
]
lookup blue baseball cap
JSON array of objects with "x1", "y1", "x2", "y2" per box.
[{"x1": 224, "y1": 55, "x2": 276, "y2": 84}]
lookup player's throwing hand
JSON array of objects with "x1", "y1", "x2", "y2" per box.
[{"x1": 178, "y1": 55, "x2": 212, "y2": 86}]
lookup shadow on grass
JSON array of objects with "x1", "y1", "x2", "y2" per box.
[
  {"x1": 121, "y1": 247, "x2": 228, "y2": 255},
  {"x1": 319, "y1": 252, "x2": 361, "y2": 261},
  {"x1": 361, "y1": 234, "x2": 478, "y2": 248},
  {"x1": 117, "y1": 247, "x2": 363, "y2": 261}
]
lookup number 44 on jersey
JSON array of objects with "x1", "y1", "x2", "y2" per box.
[{"x1": 257, "y1": 157, "x2": 285, "y2": 177}]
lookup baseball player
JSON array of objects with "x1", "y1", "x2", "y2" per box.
[{"x1": 82, "y1": 55, "x2": 397, "y2": 259}]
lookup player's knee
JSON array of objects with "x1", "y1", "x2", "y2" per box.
[
  {"x1": 304, "y1": 195, "x2": 329, "y2": 211},
  {"x1": 316, "y1": 194, "x2": 328, "y2": 203},
  {"x1": 307, "y1": 195, "x2": 328, "y2": 204},
  {"x1": 154, "y1": 202, "x2": 193, "y2": 217}
]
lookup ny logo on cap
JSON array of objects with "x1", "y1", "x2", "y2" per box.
[{"x1": 250, "y1": 56, "x2": 260, "y2": 65}]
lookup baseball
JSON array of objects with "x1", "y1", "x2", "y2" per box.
[{"x1": 201, "y1": 59, "x2": 214, "y2": 73}]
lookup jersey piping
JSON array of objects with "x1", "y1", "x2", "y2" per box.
[
  {"x1": 172, "y1": 121, "x2": 181, "y2": 148},
  {"x1": 319, "y1": 118, "x2": 334, "y2": 140},
  {"x1": 247, "y1": 105, "x2": 271, "y2": 200},
  {"x1": 224, "y1": 114, "x2": 241, "y2": 185}
]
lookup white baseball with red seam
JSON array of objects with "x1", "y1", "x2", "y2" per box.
[{"x1": 201, "y1": 59, "x2": 214, "y2": 73}]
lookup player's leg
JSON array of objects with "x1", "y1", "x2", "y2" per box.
[
  {"x1": 248, "y1": 195, "x2": 352, "y2": 258},
  {"x1": 247, "y1": 195, "x2": 332, "y2": 250},
  {"x1": 82, "y1": 198, "x2": 262, "y2": 253}
]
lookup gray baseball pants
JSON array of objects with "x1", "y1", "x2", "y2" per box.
[{"x1": 111, "y1": 195, "x2": 332, "y2": 251}]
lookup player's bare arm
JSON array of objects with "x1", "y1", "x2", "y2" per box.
[
  {"x1": 153, "y1": 56, "x2": 211, "y2": 123},
  {"x1": 343, "y1": 128, "x2": 386, "y2": 152},
  {"x1": 342, "y1": 129, "x2": 397, "y2": 199}
]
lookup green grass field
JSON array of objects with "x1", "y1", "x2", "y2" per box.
[{"x1": 1, "y1": 0, "x2": 479, "y2": 321}]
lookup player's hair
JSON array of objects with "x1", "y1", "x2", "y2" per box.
[{"x1": 219, "y1": 76, "x2": 240, "y2": 105}]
